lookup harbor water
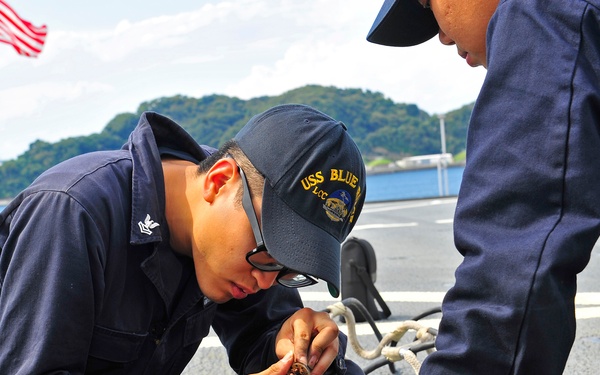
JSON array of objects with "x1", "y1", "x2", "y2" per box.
[
  {"x1": 0, "y1": 165, "x2": 466, "y2": 212},
  {"x1": 365, "y1": 165, "x2": 464, "y2": 202}
]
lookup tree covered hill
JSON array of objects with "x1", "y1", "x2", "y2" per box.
[{"x1": 0, "y1": 84, "x2": 473, "y2": 199}]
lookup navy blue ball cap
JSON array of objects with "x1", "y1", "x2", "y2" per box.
[
  {"x1": 367, "y1": 0, "x2": 439, "y2": 47},
  {"x1": 234, "y1": 104, "x2": 366, "y2": 297}
]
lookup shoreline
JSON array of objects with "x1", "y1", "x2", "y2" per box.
[{"x1": 367, "y1": 161, "x2": 465, "y2": 176}]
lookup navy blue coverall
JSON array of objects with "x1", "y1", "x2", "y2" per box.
[
  {"x1": 421, "y1": 0, "x2": 600, "y2": 374},
  {"x1": 0, "y1": 112, "x2": 356, "y2": 374}
]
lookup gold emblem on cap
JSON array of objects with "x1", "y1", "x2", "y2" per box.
[{"x1": 324, "y1": 194, "x2": 349, "y2": 222}]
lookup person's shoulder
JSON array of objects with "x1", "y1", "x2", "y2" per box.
[{"x1": 27, "y1": 150, "x2": 132, "y2": 200}]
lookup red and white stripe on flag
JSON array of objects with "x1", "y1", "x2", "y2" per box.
[{"x1": 0, "y1": 0, "x2": 47, "y2": 57}]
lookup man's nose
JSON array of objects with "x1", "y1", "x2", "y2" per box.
[
  {"x1": 438, "y1": 30, "x2": 455, "y2": 46},
  {"x1": 252, "y1": 269, "x2": 278, "y2": 290}
]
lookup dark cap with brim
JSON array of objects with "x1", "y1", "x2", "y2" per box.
[
  {"x1": 235, "y1": 104, "x2": 366, "y2": 298},
  {"x1": 367, "y1": 0, "x2": 439, "y2": 47}
]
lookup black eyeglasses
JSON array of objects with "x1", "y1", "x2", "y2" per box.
[{"x1": 236, "y1": 162, "x2": 318, "y2": 289}]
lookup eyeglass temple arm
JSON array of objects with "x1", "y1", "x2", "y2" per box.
[{"x1": 238, "y1": 167, "x2": 265, "y2": 248}]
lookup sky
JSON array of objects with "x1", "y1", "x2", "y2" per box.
[{"x1": 0, "y1": 0, "x2": 487, "y2": 161}]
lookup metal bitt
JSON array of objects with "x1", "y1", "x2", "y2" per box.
[{"x1": 287, "y1": 362, "x2": 311, "y2": 375}]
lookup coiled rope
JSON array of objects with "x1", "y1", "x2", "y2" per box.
[{"x1": 327, "y1": 300, "x2": 438, "y2": 374}]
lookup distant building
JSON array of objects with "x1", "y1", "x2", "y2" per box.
[
  {"x1": 395, "y1": 153, "x2": 453, "y2": 168},
  {"x1": 365, "y1": 153, "x2": 456, "y2": 175}
]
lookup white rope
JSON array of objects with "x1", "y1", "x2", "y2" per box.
[
  {"x1": 327, "y1": 302, "x2": 437, "y2": 374},
  {"x1": 400, "y1": 349, "x2": 421, "y2": 374}
]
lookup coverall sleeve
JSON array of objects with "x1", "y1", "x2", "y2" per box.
[
  {"x1": 0, "y1": 191, "x2": 104, "y2": 374},
  {"x1": 421, "y1": 0, "x2": 600, "y2": 374}
]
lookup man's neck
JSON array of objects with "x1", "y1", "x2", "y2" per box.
[{"x1": 162, "y1": 158, "x2": 198, "y2": 257}]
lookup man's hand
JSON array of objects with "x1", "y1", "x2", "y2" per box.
[
  {"x1": 251, "y1": 350, "x2": 294, "y2": 375},
  {"x1": 274, "y1": 308, "x2": 340, "y2": 375}
]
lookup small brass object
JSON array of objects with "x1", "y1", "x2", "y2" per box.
[{"x1": 287, "y1": 362, "x2": 311, "y2": 375}]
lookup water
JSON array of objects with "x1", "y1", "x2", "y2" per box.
[
  {"x1": 0, "y1": 166, "x2": 465, "y2": 212},
  {"x1": 365, "y1": 165, "x2": 464, "y2": 202}
]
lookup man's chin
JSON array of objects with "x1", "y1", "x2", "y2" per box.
[{"x1": 198, "y1": 287, "x2": 231, "y2": 304}]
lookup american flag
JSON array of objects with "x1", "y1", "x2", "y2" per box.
[{"x1": 0, "y1": 0, "x2": 47, "y2": 57}]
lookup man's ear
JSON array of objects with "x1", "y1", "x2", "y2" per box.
[{"x1": 202, "y1": 158, "x2": 238, "y2": 203}]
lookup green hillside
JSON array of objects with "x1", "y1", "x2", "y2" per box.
[{"x1": 0, "y1": 85, "x2": 472, "y2": 199}]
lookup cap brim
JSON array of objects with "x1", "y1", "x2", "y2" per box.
[
  {"x1": 367, "y1": 0, "x2": 439, "y2": 47},
  {"x1": 261, "y1": 182, "x2": 341, "y2": 298}
]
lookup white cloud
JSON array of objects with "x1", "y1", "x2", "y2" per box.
[
  {"x1": 225, "y1": 8, "x2": 487, "y2": 114},
  {"x1": 0, "y1": 81, "x2": 113, "y2": 120}
]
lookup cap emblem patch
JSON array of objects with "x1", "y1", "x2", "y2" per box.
[
  {"x1": 324, "y1": 189, "x2": 352, "y2": 222},
  {"x1": 300, "y1": 168, "x2": 360, "y2": 224}
]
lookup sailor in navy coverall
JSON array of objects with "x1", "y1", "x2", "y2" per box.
[
  {"x1": 0, "y1": 108, "x2": 366, "y2": 375},
  {"x1": 367, "y1": 0, "x2": 600, "y2": 374}
]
